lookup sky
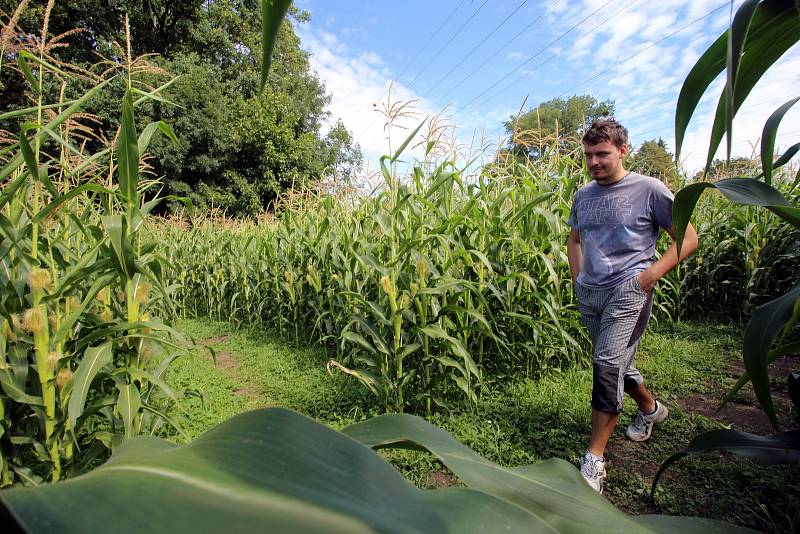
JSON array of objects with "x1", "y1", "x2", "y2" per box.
[{"x1": 293, "y1": 0, "x2": 800, "y2": 177}]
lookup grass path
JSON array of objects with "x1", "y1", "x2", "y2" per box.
[{"x1": 165, "y1": 318, "x2": 799, "y2": 533}]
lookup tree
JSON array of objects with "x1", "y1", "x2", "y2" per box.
[
  {"x1": 504, "y1": 94, "x2": 614, "y2": 160},
  {"x1": 0, "y1": 0, "x2": 363, "y2": 217},
  {"x1": 627, "y1": 138, "x2": 678, "y2": 187}
]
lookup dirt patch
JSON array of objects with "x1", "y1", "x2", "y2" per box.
[
  {"x1": 605, "y1": 435, "x2": 660, "y2": 480},
  {"x1": 427, "y1": 470, "x2": 459, "y2": 489},
  {"x1": 235, "y1": 384, "x2": 261, "y2": 398},
  {"x1": 727, "y1": 354, "x2": 800, "y2": 379},
  {"x1": 212, "y1": 352, "x2": 238, "y2": 369},
  {"x1": 202, "y1": 335, "x2": 230, "y2": 346},
  {"x1": 677, "y1": 395, "x2": 775, "y2": 434}
]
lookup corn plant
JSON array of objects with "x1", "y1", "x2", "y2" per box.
[
  {"x1": 0, "y1": 5, "x2": 186, "y2": 485},
  {"x1": 0, "y1": 407, "x2": 752, "y2": 533},
  {"x1": 654, "y1": 0, "x2": 800, "y2": 492}
]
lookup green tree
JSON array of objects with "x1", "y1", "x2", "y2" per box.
[
  {"x1": 627, "y1": 138, "x2": 678, "y2": 186},
  {"x1": 504, "y1": 94, "x2": 614, "y2": 160},
  {"x1": 0, "y1": 0, "x2": 363, "y2": 217}
]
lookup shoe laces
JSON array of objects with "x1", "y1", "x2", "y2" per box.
[{"x1": 581, "y1": 454, "x2": 603, "y2": 477}]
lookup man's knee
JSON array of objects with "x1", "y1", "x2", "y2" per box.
[{"x1": 592, "y1": 363, "x2": 623, "y2": 413}]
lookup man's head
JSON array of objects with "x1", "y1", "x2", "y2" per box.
[{"x1": 582, "y1": 119, "x2": 629, "y2": 184}]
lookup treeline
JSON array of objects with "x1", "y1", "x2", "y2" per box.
[{"x1": 0, "y1": 0, "x2": 362, "y2": 216}]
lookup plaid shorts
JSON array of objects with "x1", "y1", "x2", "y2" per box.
[{"x1": 575, "y1": 275, "x2": 654, "y2": 413}]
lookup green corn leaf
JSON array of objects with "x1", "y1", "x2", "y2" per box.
[
  {"x1": 138, "y1": 120, "x2": 179, "y2": 155},
  {"x1": 116, "y1": 368, "x2": 179, "y2": 403},
  {"x1": 17, "y1": 126, "x2": 40, "y2": 183},
  {"x1": 651, "y1": 428, "x2": 800, "y2": 496},
  {"x1": 259, "y1": 0, "x2": 292, "y2": 92},
  {"x1": 16, "y1": 53, "x2": 38, "y2": 89},
  {"x1": 672, "y1": 177, "x2": 798, "y2": 256},
  {"x1": 343, "y1": 413, "x2": 751, "y2": 533},
  {"x1": 742, "y1": 282, "x2": 800, "y2": 430},
  {"x1": 116, "y1": 383, "x2": 142, "y2": 439},
  {"x1": 68, "y1": 343, "x2": 113, "y2": 434},
  {"x1": 705, "y1": 1, "x2": 800, "y2": 171},
  {"x1": 718, "y1": 340, "x2": 800, "y2": 409},
  {"x1": 674, "y1": 0, "x2": 800, "y2": 162},
  {"x1": 117, "y1": 90, "x2": 139, "y2": 208},
  {"x1": 760, "y1": 97, "x2": 799, "y2": 184},
  {"x1": 102, "y1": 215, "x2": 137, "y2": 279},
  {"x1": 34, "y1": 184, "x2": 112, "y2": 224},
  {"x1": 0, "y1": 98, "x2": 84, "y2": 121},
  {"x1": 341, "y1": 330, "x2": 375, "y2": 353},
  {"x1": 140, "y1": 402, "x2": 190, "y2": 441},
  {"x1": 725, "y1": 0, "x2": 760, "y2": 158},
  {"x1": 772, "y1": 142, "x2": 799, "y2": 170},
  {"x1": 391, "y1": 119, "x2": 427, "y2": 164},
  {"x1": 0, "y1": 369, "x2": 44, "y2": 406},
  {"x1": 18, "y1": 50, "x2": 75, "y2": 81}
]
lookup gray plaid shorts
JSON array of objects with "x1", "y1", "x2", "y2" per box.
[{"x1": 575, "y1": 275, "x2": 653, "y2": 413}]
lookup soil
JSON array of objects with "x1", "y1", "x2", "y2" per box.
[
  {"x1": 211, "y1": 352, "x2": 238, "y2": 369},
  {"x1": 427, "y1": 470, "x2": 459, "y2": 489},
  {"x1": 202, "y1": 335, "x2": 230, "y2": 345}
]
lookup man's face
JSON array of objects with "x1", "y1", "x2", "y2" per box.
[{"x1": 583, "y1": 141, "x2": 628, "y2": 184}]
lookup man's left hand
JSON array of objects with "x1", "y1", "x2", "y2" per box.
[{"x1": 637, "y1": 270, "x2": 657, "y2": 293}]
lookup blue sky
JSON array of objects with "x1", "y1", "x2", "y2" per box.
[{"x1": 293, "y1": 0, "x2": 799, "y2": 176}]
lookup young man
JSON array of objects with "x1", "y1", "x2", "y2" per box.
[{"x1": 567, "y1": 119, "x2": 698, "y2": 493}]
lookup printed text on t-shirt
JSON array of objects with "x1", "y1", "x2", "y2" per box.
[{"x1": 576, "y1": 195, "x2": 633, "y2": 224}]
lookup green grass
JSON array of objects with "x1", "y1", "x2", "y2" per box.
[{"x1": 164, "y1": 318, "x2": 799, "y2": 533}]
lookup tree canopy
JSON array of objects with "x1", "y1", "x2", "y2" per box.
[
  {"x1": 0, "y1": 0, "x2": 362, "y2": 217},
  {"x1": 627, "y1": 138, "x2": 678, "y2": 187},
  {"x1": 504, "y1": 94, "x2": 614, "y2": 160}
]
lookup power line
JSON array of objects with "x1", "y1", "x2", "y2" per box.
[
  {"x1": 628, "y1": 87, "x2": 800, "y2": 141},
  {"x1": 554, "y1": 2, "x2": 728, "y2": 99},
  {"x1": 406, "y1": 0, "x2": 490, "y2": 87},
  {"x1": 360, "y1": 0, "x2": 489, "y2": 140},
  {"x1": 453, "y1": 0, "x2": 614, "y2": 116},
  {"x1": 422, "y1": 0, "x2": 531, "y2": 99},
  {"x1": 464, "y1": 0, "x2": 639, "y2": 114},
  {"x1": 394, "y1": 0, "x2": 468, "y2": 81},
  {"x1": 435, "y1": 0, "x2": 567, "y2": 105}
]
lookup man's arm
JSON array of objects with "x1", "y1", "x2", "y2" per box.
[
  {"x1": 567, "y1": 228, "x2": 582, "y2": 285},
  {"x1": 637, "y1": 223, "x2": 698, "y2": 292}
]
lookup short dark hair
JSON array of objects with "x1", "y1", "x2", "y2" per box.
[{"x1": 582, "y1": 119, "x2": 628, "y2": 148}]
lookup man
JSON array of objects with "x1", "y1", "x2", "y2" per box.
[{"x1": 567, "y1": 119, "x2": 698, "y2": 493}]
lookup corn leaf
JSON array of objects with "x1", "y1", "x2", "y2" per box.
[
  {"x1": 760, "y1": 97, "x2": 799, "y2": 184},
  {"x1": 259, "y1": 0, "x2": 292, "y2": 92},
  {"x1": 68, "y1": 343, "x2": 113, "y2": 434},
  {"x1": 742, "y1": 282, "x2": 800, "y2": 430},
  {"x1": 116, "y1": 383, "x2": 142, "y2": 439},
  {"x1": 651, "y1": 428, "x2": 800, "y2": 496}
]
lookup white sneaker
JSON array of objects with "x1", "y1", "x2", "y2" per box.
[
  {"x1": 580, "y1": 451, "x2": 606, "y2": 493},
  {"x1": 626, "y1": 400, "x2": 668, "y2": 442}
]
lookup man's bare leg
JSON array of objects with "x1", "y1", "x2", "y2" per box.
[
  {"x1": 627, "y1": 383, "x2": 656, "y2": 414},
  {"x1": 588, "y1": 409, "x2": 618, "y2": 457}
]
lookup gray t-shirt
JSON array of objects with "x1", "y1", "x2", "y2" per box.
[{"x1": 568, "y1": 172, "x2": 674, "y2": 288}]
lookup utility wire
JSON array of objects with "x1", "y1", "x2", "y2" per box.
[
  {"x1": 631, "y1": 92, "x2": 800, "y2": 141},
  {"x1": 554, "y1": 2, "x2": 728, "y2": 99},
  {"x1": 453, "y1": 0, "x2": 613, "y2": 116},
  {"x1": 406, "y1": 0, "x2": 490, "y2": 87},
  {"x1": 361, "y1": 0, "x2": 487, "y2": 139},
  {"x1": 435, "y1": 0, "x2": 566, "y2": 105},
  {"x1": 422, "y1": 0, "x2": 531, "y2": 99},
  {"x1": 463, "y1": 0, "x2": 639, "y2": 114},
  {"x1": 395, "y1": 0, "x2": 468, "y2": 81}
]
